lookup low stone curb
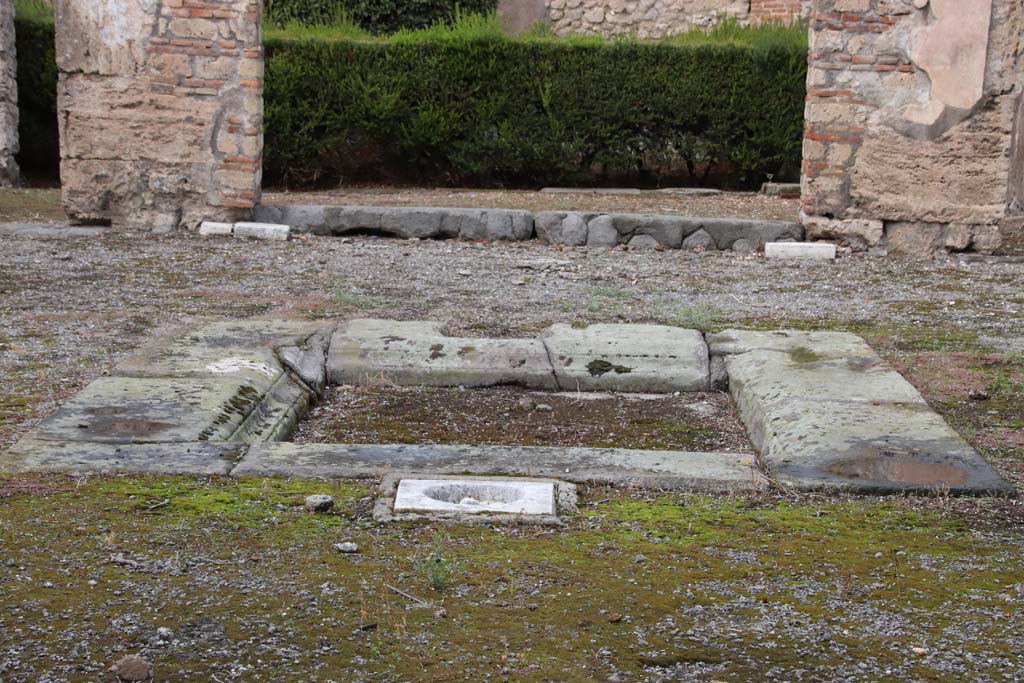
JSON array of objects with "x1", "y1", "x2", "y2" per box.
[
  {"x1": 252, "y1": 203, "x2": 804, "y2": 251},
  {"x1": 0, "y1": 223, "x2": 106, "y2": 239},
  {"x1": 253, "y1": 204, "x2": 533, "y2": 242},
  {"x1": 536, "y1": 211, "x2": 803, "y2": 251}
]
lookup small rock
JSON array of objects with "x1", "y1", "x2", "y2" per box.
[
  {"x1": 732, "y1": 238, "x2": 756, "y2": 254},
  {"x1": 607, "y1": 613, "x2": 624, "y2": 623},
  {"x1": 156, "y1": 627, "x2": 173, "y2": 640},
  {"x1": 305, "y1": 494, "x2": 335, "y2": 513},
  {"x1": 516, "y1": 396, "x2": 537, "y2": 412},
  {"x1": 534, "y1": 403, "x2": 554, "y2": 413},
  {"x1": 110, "y1": 655, "x2": 153, "y2": 682},
  {"x1": 334, "y1": 542, "x2": 359, "y2": 554}
]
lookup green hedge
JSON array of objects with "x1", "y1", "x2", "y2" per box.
[
  {"x1": 263, "y1": 36, "x2": 807, "y2": 188},
  {"x1": 14, "y1": 16, "x2": 59, "y2": 180},
  {"x1": 11, "y1": 17, "x2": 807, "y2": 188},
  {"x1": 265, "y1": 0, "x2": 497, "y2": 35}
]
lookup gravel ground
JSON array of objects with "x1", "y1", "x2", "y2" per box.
[{"x1": 1, "y1": 188, "x2": 1023, "y2": 682}]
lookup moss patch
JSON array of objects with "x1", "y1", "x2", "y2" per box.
[{"x1": 1, "y1": 476, "x2": 1023, "y2": 681}]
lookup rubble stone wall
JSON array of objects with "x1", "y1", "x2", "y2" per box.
[
  {"x1": 55, "y1": 0, "x2": 263, "y2": 231},
  {"x1": 542, "y1": 0, "x2": 808, "y2": 39},
  {"x1": 0, "y1": 0, "x2": 18, "y2": 187},
  {"x1": 801, "y1": 0, "x2": 1024, "y2": 255}
]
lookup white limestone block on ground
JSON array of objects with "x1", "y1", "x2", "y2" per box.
[
  {"x1": 327, "y1": 319, "x2": 558, "y2": 389},
  {"x1": 393, "y1": 478, "x2": 556, "y2": 515},
  {"x1": 542, "y1": 323, "x2": 709, "y2": 392},
  {"x1": 198, "y1": 221, "x2": 234, "y2": 237},
  {"x1": 233, "y1": 222, "x2": 290, "y2": 241},
  {"x1": 765, "y1": 242, "x2": 836, "y2": 260}
]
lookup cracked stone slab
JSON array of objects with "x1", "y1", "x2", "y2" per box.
[
  {"x1": 327, "y1": 319, "x2": 558, "y2": 389},
  {"x1": 114, "y1": 319, "x2": 327, "y2": 387},
  {"x1": 0, "y1": 439, "x2": 242, "y2": 475},
  {"x1": 26, "y1": 377, "x2": 279, "y2": 444},
  {"x1": 232, "y1": 443, "x2": 764, "y2": 492},
  {"x1": 542, "y1": 324, "x2": 709, "y2": 392},
  {"x1": 724, "y1": 335, "x2": 1013, "y2": 495}
]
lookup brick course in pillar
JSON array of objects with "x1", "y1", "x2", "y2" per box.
[
  {"x1": 800, "y1": 0, "x2": 1024, "y2": 255},
  {"x1": 55, "y1": 0, "x2": 263, "y2": 231},
  {"x1": 750, "y1": 0, "x2": 808, "y2": 24},
  {"x1": 0, "y1": 0, "x2": 18, "y2": 187}
]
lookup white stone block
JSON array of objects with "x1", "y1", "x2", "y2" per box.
[
  {"x1": 765, "y1": 242, "x2": 836, "y2": 260},
  {"x1": 393, "y1": 479, "x2": 555, "y2": 515},
  {"x1": 198, "y1": 221, "x2": 234, "y2": 237},
  {"x1": 233, "y1": 222, "x2": 290, "y2": 241}
]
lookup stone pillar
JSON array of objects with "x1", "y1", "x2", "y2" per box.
[
  {"x1": 800, "y1": 0, "x2": 1023, "y2": 255},
  {"x1": 55, "y1": 0, "x2": 263, "y2": 231},
  {"x1": 0, "y1": 0, "x2": 19, "y2": 187}
]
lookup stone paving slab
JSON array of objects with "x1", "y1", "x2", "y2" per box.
[
  {"x1": 0, "y1": 439, "x2": 242, "y2": 475},
  {"x1": 113, "y1": 319, "x2": 326, "y2": 387},
  {"x1": 726, "y1": 351, "x2": 927, "y2": 407},
  {"x1": 232, "y1": 443, "x2": 764, "y2": 492},
  {"x1": 723, "y1": 332, "x2": 1013, "y2": 495},
  {"x1": 328, "y1": 319, "x2": 558, "y2": 389},
  {"x1": 708, "y1": 329, "x2": 877, "y2": 359},
  {"x1": 542, "y1": 323, "x2": 709, "y2": 392},
  {"x1": 744, "y1": 398, "x2": 1013, "y2": 495},
  {"x1": 25, "y1": 377, "x2": 273, "y2": 444}
]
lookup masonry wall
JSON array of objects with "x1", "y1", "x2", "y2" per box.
[
  {"x1": 55, "y1": 0, "x2": 263, "y2": 231},
  {"x1": 800, "y1": 0, "x2": 1024, "y2": 255},
  {"x1": 538, "y1": 0, "x2": 807, "y2": 39},
  {"x1": 0, "y1": 0, "x2": 18, "y2": 187}
]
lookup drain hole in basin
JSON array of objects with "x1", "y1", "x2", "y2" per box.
[{"x1": 423, "y1": 483, "x2": 524, "y2": 506}]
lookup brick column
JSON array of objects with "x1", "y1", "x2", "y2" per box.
[
  {"x1": 800, "y1": 0, "x2": 1023, "y2": 256},
  {"x1": 0, "y1": 0, "x2": 18, "y2": 187},
  {"x1": 55, "y1": 0, "x2": 263, "y2": 231}
]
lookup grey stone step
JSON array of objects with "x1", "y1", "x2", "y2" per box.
[
  {"x1": 232, "y1": 443, "x2": 764, "y2": 493},
  {"x1": 718, "y1": 329, "x2": 1013, "y2": 495},
  {"x1": 0, "y1": 440, "x2": 242, "y2": 475},
  {"x1": 327, "y1": 319, "x2": 559, "y2": 389},
  {"x1": 542, "y1": 323, "x2": 709, "y2": 392}
]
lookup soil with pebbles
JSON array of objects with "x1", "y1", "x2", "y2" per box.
[{"x1": 293, "y1": 386, "x2": 753, "y2": 453}]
